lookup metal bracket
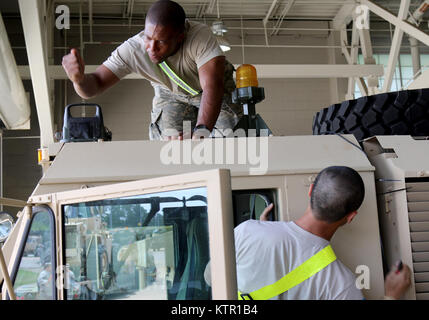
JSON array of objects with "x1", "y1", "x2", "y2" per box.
[
  {"x1": 384, "y1": 194, "x2": 392, "y2": 214},
  {"x1": 29, "y1": 194, "x2": 52, "y2": 204}
]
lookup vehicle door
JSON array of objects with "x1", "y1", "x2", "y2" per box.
[{"x1": 6, "y1": 169, "x2": 236, "y2": 300}]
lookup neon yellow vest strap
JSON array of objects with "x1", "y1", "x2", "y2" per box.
[
  {"x1": 159, "y1": 61, "x2": 200, "y2": 96},
  {"x1": 238, "y1": 244, "x2": 336, "y2": 300}
]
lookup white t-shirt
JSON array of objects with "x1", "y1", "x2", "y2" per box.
[
  {"x1": 103, "y1": 20, "x2": 224, "y2": 94},
  {"x1": 234, "y1": 220, "x2": 364, "y2": 300}
]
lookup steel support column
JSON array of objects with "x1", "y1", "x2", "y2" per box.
[
  {"x1": 407, "y1": 1, "x2": 429, "y2": 77},
  {"x1": 359, "y1": 28, "x2": 378, "y2": 95},
  {"x1": 340, "y1": 23, "x2": 368, "y2": 99},
  {"x1": 381, "y1": 0, "x2": 411, "y2": 92},
  {"x1": 18, "y1": 0, "x2": 54, "y2": 148}
]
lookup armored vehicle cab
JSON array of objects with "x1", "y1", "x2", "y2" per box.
[{"x1": 1, "y1": 135, "x2": 390, "y2": 300}]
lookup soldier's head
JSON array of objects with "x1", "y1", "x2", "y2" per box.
[
  {"x1": 144, "y1": 0, "x2": 186, "y2": 64},
  {"x1": 310, "y1": 166, "x2": 365, "y2": 224},
  {"x1": 43, "y1": 255, "x2": 52, "y2": 269}
]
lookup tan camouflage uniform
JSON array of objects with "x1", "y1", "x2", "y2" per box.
[{"x1": 149, "y1": 61, "x2": 243, "y2": 140}]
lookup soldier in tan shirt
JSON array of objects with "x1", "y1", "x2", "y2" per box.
[{"x1": 62, "y1": 0, "x2": 242, "y2": 140}]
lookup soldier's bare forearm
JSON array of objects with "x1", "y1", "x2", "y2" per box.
[
  {"x1": 197, "y1": 87, "x2": 223, "y2": 131},
  {"x1": 73, "y1": 73, "x2": 102, "y2": 99},
  {"x1": 197, "y1": 56, "x2": 226, "y2": 131}
]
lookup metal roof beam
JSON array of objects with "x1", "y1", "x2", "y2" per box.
[
  {"x1": 333, "y1": 3, "x2": 356, "y2": 30},
  {"x1": 360, "y1": 0, "x2": 429, "y2": 46},
  {"x1": 271, "y1": 0, "x2": 296, "y2": 36},
  {"x1": 407, "y1": 1, "x2": 429, "y2": 77},
  {"x1": 263, "y1": 0, "x2": 279, "y2": 26},
  {"x1": 18, "y1": 64, "x2": 384, "y2": 79},
  {"x1": 375, "y1": 0, "x2": 411, "y2": 92},
  {"x1": 205, "y1": 0, "x2": 217, "y2": 15}
]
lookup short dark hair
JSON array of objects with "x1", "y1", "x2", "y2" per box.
[
  {"x1": 146, "y1": 0, "x2": 186, "y2": 33},
  {"x1": 310, "y1": 166, "x2": 365, "y2": 223}
]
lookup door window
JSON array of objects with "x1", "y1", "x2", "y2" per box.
[
  {"x1": 63, "y1": 187, "x2": 211, "y2": 300},
  {"x1": 12, "y1": 207, "x2": 56, "y2": 300},
  {"x1": 232, "y1": 189, "x2": 277, "y2": 226}
]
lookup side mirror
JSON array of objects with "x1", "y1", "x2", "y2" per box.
[{"x1": 0, "y1": 212, "x2": 15, "y2": 243}]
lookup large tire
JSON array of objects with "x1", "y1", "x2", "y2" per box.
[{"x1": 312, "y1": 88, "x2": 429, "y2": 141}]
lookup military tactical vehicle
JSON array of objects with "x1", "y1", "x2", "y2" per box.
[{"x1": 1, "y1": 65, "x2": 429, "y2": 300}]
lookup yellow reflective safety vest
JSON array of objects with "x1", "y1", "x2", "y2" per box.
[
  {"x1": 159, "y1": 61, "x2": 201, "y2": 96},
  {"x1": 238, "y1": 244, "x2": 337, "y2": 300}
]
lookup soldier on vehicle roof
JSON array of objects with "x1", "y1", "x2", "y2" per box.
[{"x1": 62, "y1": 0, "x2": 242, "y2": 140}]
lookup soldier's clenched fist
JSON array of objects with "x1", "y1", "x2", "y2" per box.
[{"x1": 62, "y1": 48, "x2": 85, "y2": 84}]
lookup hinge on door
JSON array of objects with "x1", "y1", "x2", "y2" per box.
[
  {"x1": 384, "y1": 193, "x2": 392, "y2": 214},
  {"x1": 28, "y1": 194, "x2": 52, "y2": 204}
]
